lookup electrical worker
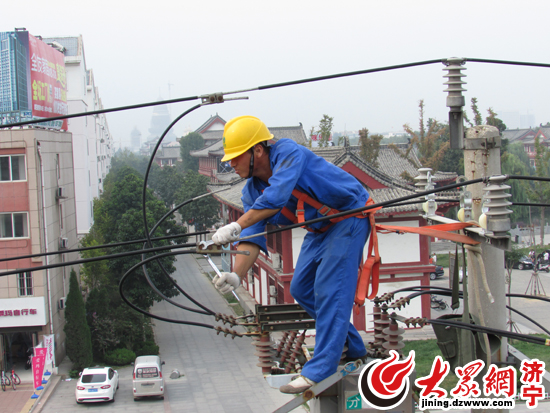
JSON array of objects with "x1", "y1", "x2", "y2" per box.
[{"x1": 211, "y1": 116, "x2": 372, "y2": 394}]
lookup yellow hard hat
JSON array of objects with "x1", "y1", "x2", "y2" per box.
[{"x1": 221, "y1": 116, "x2": 273, "y2": 162}]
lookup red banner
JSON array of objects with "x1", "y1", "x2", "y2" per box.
[
  {"x1": 28, "y1": 34, "x2": 68, "y2": 130},
  {"x1": 32, "y1": 347, "x2": 47, "y2": 389}
]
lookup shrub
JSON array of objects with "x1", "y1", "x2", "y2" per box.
[
  {"x1": 104, "y1": 348, "x2": 136, "y2": 366},
  {"x1": 134, "y1": 341, "x2": 159, "y2": 357}
]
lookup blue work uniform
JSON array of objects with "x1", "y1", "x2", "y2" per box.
[{"x1": 239, "y1": 139, "x2": 371, "y2": 383}]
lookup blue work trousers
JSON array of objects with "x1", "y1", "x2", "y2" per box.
[{"x1": 290, "y1": 216, "x2": 371, "y2": 383}]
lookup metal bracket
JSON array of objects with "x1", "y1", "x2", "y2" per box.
[
  {"x1": 463, "y1": 136, "x2": 501, "y2": 150},
  {"x1": 200, "y1": 93, "x2": 224, "y2": 105},
  {"x1": 272, "y1": 361, "x2": 363, "y2": 413}
]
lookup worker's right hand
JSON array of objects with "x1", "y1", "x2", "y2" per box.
[{"x1": 212, "y1": 272, "x2": 241, "y2": 294}]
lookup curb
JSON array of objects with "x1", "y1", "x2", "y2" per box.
[{"x1": 28, "y1": 375, "x2": 61, "y2": 413}]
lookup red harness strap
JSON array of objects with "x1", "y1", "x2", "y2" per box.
[
  {"x1": 280, "y1": 189, "x2": 371, "y2": 233},
  {"x1": 354, "y1": 198, "x2": 381, "y2": 312}
]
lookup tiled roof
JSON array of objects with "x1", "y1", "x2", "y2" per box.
[
  {"x1": 502, "y1": 128, "x2": 534, "y2": 142},
  {"x1": 156, "y1": 146, "x2": 180, "y2": 159},
  {"x1": 190, "y1": 125, "x2": 307, "y2": 158},
  {"x1": 195, "y1": 115, "x2": 226, "y2": 133}
]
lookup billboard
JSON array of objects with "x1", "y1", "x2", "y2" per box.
[{"x1": 0, "y1": 31, "x2": 67, "y2": 130}]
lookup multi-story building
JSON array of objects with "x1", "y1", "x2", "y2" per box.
[
  {"x1": 0, "y1": 30, "x2": 31, "y2": 123},
  {"x1": 0, "y1": 128, "x2": 78, "y2": 372},
  {"x1": 41, "y1": 35, "x2": 114, "y2": 236}
]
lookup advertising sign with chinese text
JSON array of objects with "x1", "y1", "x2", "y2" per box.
[
  {"x1": 0, "y1": 297, "x2": 47, "y2": 328},
  {"x1": 32, "y1": 347, "x2": 47, "y2": 389},
  {"x1": 43, "y1": 334, "x2": 55, "y2": 365},
  {"x1": 28, "y1": 34, "x2": 68, "y2": 130}
]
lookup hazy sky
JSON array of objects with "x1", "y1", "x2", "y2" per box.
[{"x1": 4, "y1": 1, "x2": 550, "y2": 148}]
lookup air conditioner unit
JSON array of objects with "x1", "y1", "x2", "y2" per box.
[
  {"x1": 58, "y1": 296, "x2": 67, "y2": 310},
  {"x1": 269, "y1": 297, "x2": 277, "y2": 305},
  {"x1": 271, "y1": 253, "x2": 282, "y2": 270},
  {"x1": 269, "y1": 285, "x2": 277, "y2": 297},
  {"x1": 59, "y1": 237, "x2": 69, "y2": 249},
  {"x1": 56, "y1": 187, "x2": 67, "y2": 200}
]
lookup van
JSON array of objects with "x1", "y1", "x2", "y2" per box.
[{"x1": 132, "y1": 355, "x2": 165, "y2": 400}]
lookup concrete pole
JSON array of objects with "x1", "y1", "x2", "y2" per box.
[{"x1": 464, "y1": 125, "x2": 508, "y2": 413}]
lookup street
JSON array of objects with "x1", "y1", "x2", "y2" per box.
[
  {"x1": 31, "y1": 254, "x2": 550, "y2": 413},
  {"x1": 37, "y1": 253, "x2": 296, "y2": 413}
]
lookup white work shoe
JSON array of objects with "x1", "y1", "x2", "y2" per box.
[{"x1": 279, "y1": 375, "x2": 316, "y2": 394}]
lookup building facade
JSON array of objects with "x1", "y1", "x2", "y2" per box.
[
  {"x1": 41, "y1": 36, "x2": 114, "y2": 237},
  {"x1": 0, "y1": 128, "x2": 79, "y2": 372}
]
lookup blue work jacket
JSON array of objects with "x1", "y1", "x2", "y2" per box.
[{"x1": 239, "y1": 139, "x2": 369, "y2": 253}]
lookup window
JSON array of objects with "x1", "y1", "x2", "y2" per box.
[
  {"x1": 0, "y1": 212, "x2": 29, "y2": 238},
  {"x1": 59, "y1": 204, "x2": 64, "y2": 229},
  {"x1": 18, "y1": 272, "x2": 33, "y2": 296},
  {"x1": 0, "y1": 155, "x2": 26, "y2": 181}
]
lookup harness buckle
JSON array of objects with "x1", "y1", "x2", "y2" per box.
[{"x1": 317, "y1": 205, "x2": 332, "y2": 216}]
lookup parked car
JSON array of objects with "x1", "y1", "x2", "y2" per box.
[
  {"x1": 430, "y1": 265, "x2": 444, "y2": 280},
  {"x1": 513, "y1": 256, "x2": 534, "y2": 270},
  {"x1": 132, "y1": 355, "x2": 165, "y2": 400},
  {"x1": 75, "y1": 367, "x2": 118, "y2": 403}
]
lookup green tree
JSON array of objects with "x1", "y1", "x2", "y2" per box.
[
  {"x1": 316, "y1": 115, "x2": 334, "y2": 148},
  {"x1": 358, "y1": 128, "x2": 383, "y2": 167},
  {"x1": 93, "y1": 169, "x2": 185, "y2": 309},
  {"x1": 486, "y1": 108, "x2": 507, "y2": 133},
  {"x1": 501, "y1": 143, "x2": 531, "y2": 224},
  {"x1": 403, "y1": 100, "x2": 447, "y2": 171},
  {"x1": 79, "y1": 230, "x2": 109, "y2": 291},
  {"x1": 174, "y1": 171, "x2": 220, "y2": 230},
  {"x1": 471, "y1": 97, "x2": 483, "y2": 126},
  {"x1": 148, "y1": 166, "x2": 186, "y2": 208},
  {"x1": 179, "y1": 132, "x2": 204, "y2": 172},
  {"x1": 526, "y1": 136, "x2": 550, "y2": 245},
  {"x1": 64, "y1": 269, "x2": 93, "y2": 371}
]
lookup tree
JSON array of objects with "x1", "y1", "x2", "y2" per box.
[
  {"x1": 79, "y1": 230, "x2": 109, "y2": 291},
  {"x1": 486, "y1": 108, "x2": 507, "y2": 133},
  {"x1": 403, "y1": 100, "x2": 447, "y2": 171},
  {"x1": 501, "y1": 143, "x2": 531, "y2": 224},
  {"x1": 179, "y1": 132, "x2": 204, "y2": 172},
  {"x1": 148, "y1": 166, "x2": 186, "y2": 208},
  {"x1": 93, "y1": 169, "x2": 185, "y2": 309},
  {"x1": 64, "y1": 269, "x2": 93, "y2": 371},
  {"x1": 174, "y1": 171, "x2": 220, "y2": 230},
  {"x1": 358, "y1": 128, "x2": 383, "y2": 167},
  {"x1": 471, "y1": 97, "x2": 483, "y2": 126},
  {"x1": 526, "y1": 136, "x2": 550, "y2": 245},
  {"x1": 317, "y1": 115, "x2": 334, "y2": 148}
]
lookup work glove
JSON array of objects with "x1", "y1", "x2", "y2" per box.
[
  {"x1": 212, "y1": 272, "x2": 241, "y2": 294},
  {"x1": 212, "y1": 222, "x2": 242, "y2": 245}
]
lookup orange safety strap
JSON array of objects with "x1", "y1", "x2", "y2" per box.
[
  {"x1": 354, "y1": 198, "x2": 382, "y2": 313},
  {"x1": 353, "y1": 221, "x2": 480, "y2": 312},
  {"x1": 280, "y1": 189, "x2": 372, "y2": 233}
]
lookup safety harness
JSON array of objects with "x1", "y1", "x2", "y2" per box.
[{"x1": 280, "y1": 189, "x2": 480, "y2": 314}]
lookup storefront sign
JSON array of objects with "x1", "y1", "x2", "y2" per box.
[{"x1": 0, "y1": 297, "x2": 47, "y2": 328}]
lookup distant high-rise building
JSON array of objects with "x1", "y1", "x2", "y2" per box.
[
  {"x1": 0, "y1": 31, "x2": 31, "y2": 119},
  {"x1": 147, "y1": 99, "x2": 177, "y2": 143},
  {"x1": 520, "y1": 114, "x2": 536, "y2": 129},
  {"x1": 130, "y1": 126, "x2": 141, "y2": 153}
]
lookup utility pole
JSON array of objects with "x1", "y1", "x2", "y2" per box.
[
  {"x1": 464, "y1": 125, "x2": 508, "y2": 413},
  {"x1": 443, "y1": 58, "x2": 510, "y2": 413}
]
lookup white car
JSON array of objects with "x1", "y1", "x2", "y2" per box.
[{"x1": 75, "y1": 367, "x2": 119, "y2": 403}]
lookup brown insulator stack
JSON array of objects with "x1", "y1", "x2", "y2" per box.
[
  {"x1": 372, "y1": 303, "x2": 391, "y2": 357},
  {"x1": 381, "y1": 315, "x2": 405, "y2": 357},
  {"x1": 252, "y1": 332, "x2": 276, "y2": 374},
  {"x1": 285, "y1": 331, "x2": 306, "y2": 374},
  {"x1": 275, "y1": 331, "x2": 289, "y2": 357},
  {"x1": 279, "y1": 331, "x2": 298, "y2": 366}
]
